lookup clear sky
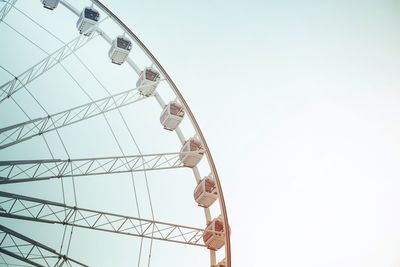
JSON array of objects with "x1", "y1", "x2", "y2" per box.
[
  {"x1": 107, "y1": 0, "x2": 400, "y2": 266},
  {"x1": 1, "y1": 0, "x2": 400, "y2": 266}
]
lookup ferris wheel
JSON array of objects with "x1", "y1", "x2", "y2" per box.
[{"x1": 0, "y1": 0, "x2": 231, "y2": 266}]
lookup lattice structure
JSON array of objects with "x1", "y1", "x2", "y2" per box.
[
  {"x1": 0, "y1": 31, "x2": 98, "y2": 103},
  {"x1": 0, "y1": 151, "x2": 197, "y2": 184},
  {"x1": 0, "y1": 87, "x2": 146, "y2": 149},
  {"x1": 0, "y1": 224, "x2": 88, "y2": 267},
  {"x1": 0, "y1": 0, "x2": 17, "y2": 22},
  {"x1": 0, "y1": 0, "x2": 231, "y2": 266},
  {"x1": 0, "y1": 191, "x2": 209, "y2": 247}
]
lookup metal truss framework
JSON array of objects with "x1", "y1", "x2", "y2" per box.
[
  {"x1": 0, "y1": 86, "x2": 146, "y2": 149},
  {"x1": 0, "y1": 191, "x2": 209, "y2": 247},
  {"x1": 0, "y1": 0, "x2": 17, "y2": 22},
  {"x1": 0, "y1": 151, "x2": 196, "y2": 184},
  {"x1": 0, "y1": 30, "x2": 98, "y2": 103},
  {"x1": 0, "y1": 1, "x2": 231, "y2": 266},
  {"x1": 0, "y1": 224, "x2": 88, "y2": 267}
]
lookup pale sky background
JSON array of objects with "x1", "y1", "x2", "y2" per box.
[
  {"x1": 1, "y1": 0, "x2": 400, "y2": 266},
  {"x1": 107, "y1": 0, "x2": 400, "y2": 266}
]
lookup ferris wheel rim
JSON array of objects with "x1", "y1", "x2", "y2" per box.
[
  {"x1": 83, "y1": 1, "x2": 231, "y2": 265},
  {"x1": 0, "y1": 0, "x2": 231, "y2": 266}
]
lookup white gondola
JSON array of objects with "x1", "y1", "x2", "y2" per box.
[
  {"x1": 160, "y1": 101, "x2": 185, "y2": 131},
  {"x1": 108, "y1": 36, "x2": 132, "y2": 65},
  {"x1": 179, "y1": 138, "x2": 204, "y2": 167},
  {"x1": 203, "y1": 216, "x2": 225, "y2": 251},
  {"x1": 76, "y1": 7, "x2": 100, "y2": 36},
  {"x1": 136, "y1": 67, "x2": 161, "y2": 96},
  {"x1": 194, "y1": 175, "x2": 218, "y2": 208},
  {"x1": 41, "y1": 0, "x2": 60, "y2": 10}
]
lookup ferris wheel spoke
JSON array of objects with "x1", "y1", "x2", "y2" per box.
[
  {"x1": 0, "y1": 0, "x2": 231, "y2": 265},
  {"x1": 0, "y1": 32, "x2": 99, "y2": 103},
  {"x1": 0, "y1": 224, "x2": 88, "y2": 267},
  {"x1": 0, "y1": 152, "x2": 198, "y2": 184},
  {"x1": 0, "y1": 87, "x2": 146, "y2": 150},
  {"x1": 0, "y1": 191, "x2": 207, "y2": 247},
  {"x1": 0, "y1": 0, "x2": 17, "y2": 23}
]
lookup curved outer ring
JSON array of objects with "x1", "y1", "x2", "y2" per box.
[{"x1": 91, "y1": 1, "x2": 231, "y2": 266}]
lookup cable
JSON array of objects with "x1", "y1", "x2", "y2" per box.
[{"x1": 0, "y1": 21, "x2": 76, "y2": 258}]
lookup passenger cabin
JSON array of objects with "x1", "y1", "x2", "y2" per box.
[
  {"x1": 76, "y1": 7, "x2": 100, "y2": 36},
  {"x1": 194, "y1": 175, "x2": 218, "y2": 208},
  {"x1": 160, "y1": 101, "x2": 185, "y2": 131},
  {"x1": 203, "y1": 216, "x2": 225, "y2": 251},
  {"x1": 179, "y1": 138, "x2": 204, "y2": 167},
  {"x1": 137, "y1": 67, "x2": 161, "y2": 96},
  {"x1": 41, "y1": 0, "x2": 60, "y2": 10},
  {"x1": 108, "y1": 36, "x2": 132, "y2": 65}
]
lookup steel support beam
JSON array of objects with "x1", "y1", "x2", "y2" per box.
[
  {"x1": 0, "y1": 151, "x2": 194, "y2": 184},
  {"x1": 0, "y1": 31, "x2": 98, "y2": 103},
  {"x1": 88, "y1": 1, "x2": 232, "y2": 265},
  {"x1": 0, "y1": 224, "x2": 88, "y2": 267},
  {"x1": 0, "y1": 86, "x2": 145, "y2": 150},
  {"x1": 0, "y1": 191, "x2": 209, "y2": 247},
  {"x1": 0, "y1": 0, "x2": 17, "y2": 22}
]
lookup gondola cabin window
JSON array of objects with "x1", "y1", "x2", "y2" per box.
[
  {"x1": 137, "y1": 67, "x2": 161, "y2": 96},
  {"x1": 160, "y1": 102, "x2": 185, "y2": 131},
  {"x1": 76, "y1": 7, "x2": 100, "y2": 36}
]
